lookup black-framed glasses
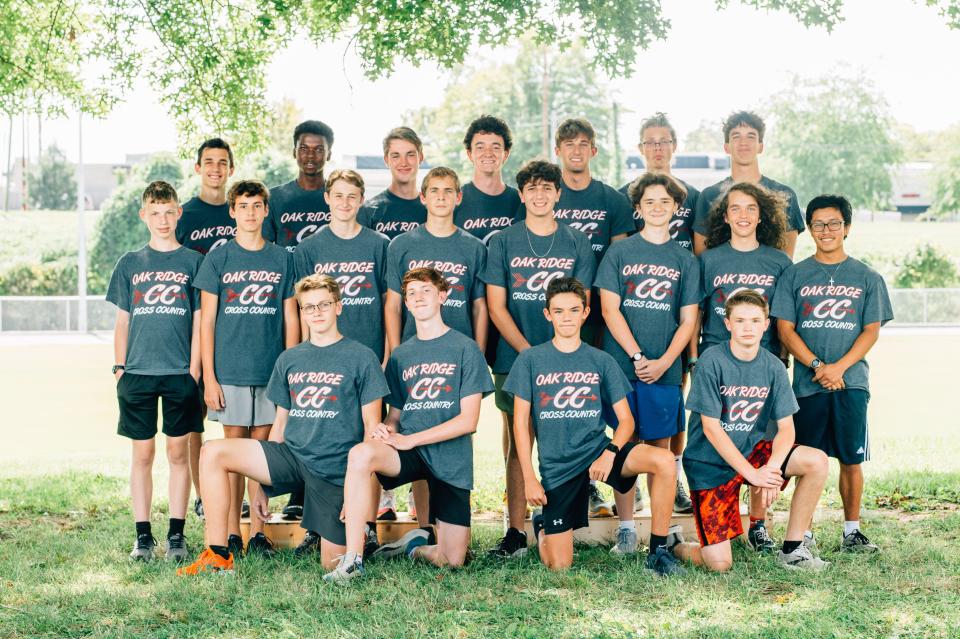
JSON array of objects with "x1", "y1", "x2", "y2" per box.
[
  {"x1": 810, "y1": 220, "x2": 844, "y2": 233},
  {"x1": 641, "y1": 139, "x2": 673, "y2": 148},
  {"x1": 300, "y1": 301, "x2": 335, "y2": 314}
]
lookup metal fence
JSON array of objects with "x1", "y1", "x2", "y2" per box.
[{"x1": 2, "y1": 289, "x2": 959, "y2": 332}]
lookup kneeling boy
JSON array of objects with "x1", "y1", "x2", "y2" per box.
[
  {"x1": 506, "y1": 277, "x2": 683, "y2": 575},
  {"x1": 671, "y1": 290, "x2": 829, "y2": 571},
  {"x1": 178, "y1": 275, "x2": 389, "y2": 574},
  {"x1": 325, "y1": 267, "x2": 494, "y2": 582}
]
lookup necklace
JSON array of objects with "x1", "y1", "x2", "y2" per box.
[
  {"x1": 525, "y1": 222, "x2": 558, "y2": 258},
  {"x1": 817, "y1": 259, "x2": 845, "y2": 286}
]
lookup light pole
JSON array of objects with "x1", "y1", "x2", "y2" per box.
[{"x1": 76, "y1": 111, "x2": 87, "y2": 332}]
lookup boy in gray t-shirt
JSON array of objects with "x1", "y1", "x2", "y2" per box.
[
  {"x1": 772, "y1": 194, "x2": 893, "y2": 553},
  {"x1": 108, "y1": 181, "x2": 203, "y2": 563},
  {"x1": 324, "y1": 267, "x2": 493, "y2": 583},
  {"x1": 671, "y1": 289, "x2": 830, "y2": 573}
]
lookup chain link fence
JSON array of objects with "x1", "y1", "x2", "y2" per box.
[{"x1": 1, "y1": 290, "x2": 959, "y2": 332}]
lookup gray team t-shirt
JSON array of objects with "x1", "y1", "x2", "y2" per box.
[
  {"x1": 620, "y1": 177, "x2": 700, "y2": 251},
  {"x1": 771, "y1": 256, "x2": 893, "y2": 398},
  {"x1": 504, "y1": 342, "x2": 631, "y2": 491},
  {"x1": 594, "y1": 233, "x2": 701, "y2": 385},
  {"x1": 387, "y1": 226, "x2": 487, "y2": 342},
  {"x1": 385, "y1": 329, "x2": 494, "y2": 490},
  {"x1": 481, "y1": 221, "x2": 596, "y2": 374},
  {"x1": 176, "y1": 196, "x2": 235, "y2": 255},
  {"x1": 294, "y1": 226, "x2": 390, "y2": 359},
  {"x1": 193, "y1": 240, "x2": 295, "y2": 385},
  {"x1": 693, "y1": 176, "x2": 805, "y2": 237},
  {"x1": 541, "y1": 178, "x2": 635, "y2": 262},
  {"x1": 358, "y1": 189, "x2": 427, "y2": 241},
  {"x1": 454, "y1": 182, "x2": 521, "y2": 245},
  {"x1": 106, "y1": 245, "x2": 202, "y2": 375},
  {"x1": 699, "y1": 242, "x2": 793, "y2": 354},
  {"x1": 265, "y1": 180, "x2": 330, "y2": 251},
  {"x1": 683, "y1": 342, "x2": 799, "y2": 490},
  {"x1": 266, "y1": 338, "x2": 389, "y2": 485}
]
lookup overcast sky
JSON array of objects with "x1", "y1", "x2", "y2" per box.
[{"x1": 11, "y1": 0, "x2": 960, "y2": 165}]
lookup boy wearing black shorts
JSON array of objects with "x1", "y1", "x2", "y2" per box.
[
  {"x1": 358, "y1": 127, "x2": 428, "y2": 240},
  {"x1": 482, "y1": 160, "x2": 596, "y2": 558},
  {"x1": 671, "y1": 290, "x2": 829, "y2": 571},
  {"x1": 772, "y1": 194, "x2": 893, "y2": 552},
  {"x1": 506, "y1": 277, "x2": 683, "y2": 575},
  {"x1": 194, "y1": 180, "x2": 300, "y2": 557},
  {"x1": 178, "y1": 275, "x2": 389, "y2": 575},
  {"x1": 107, "y1": 180, "x2": 203, "y2": 561},
  {"x1": 324, "y1": 267, "x2": 493, "y2": 582}
]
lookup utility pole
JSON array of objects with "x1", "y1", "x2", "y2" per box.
[
  {"x1": 540, "y1": 47, "x2": 550, "y2": 159},
  {"x1": 612, "y1": 101, "x2": 622, "y2": 186},
  {"x1": 20, "y1": 114, "x2": 27, "y2": 210},
  {"x1": 4, "y1": 115, "x2": 12, "y2": 211},
  {"x1": 77, "y1": 111, "x2": 87, "y2": 332}
]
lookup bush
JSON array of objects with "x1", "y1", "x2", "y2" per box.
[{"x1": 894, "y1": 243, "x2": 960, "y2": 289}]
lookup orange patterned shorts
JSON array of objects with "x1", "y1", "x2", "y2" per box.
[{"x1": 690, "y1": 440, "x2": 793, "y2": 547}]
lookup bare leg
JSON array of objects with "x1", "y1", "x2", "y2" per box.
[
  {"x1": 839, "y1": 462, "x2": 864, "y2": 522},
  {"x1": 537, "y1": 528, "x2": 574, "y2": 570},
  {"x1": 613, "y1": 482, "x2": 636, "y2": 521},
  {"x1": 130, "y1": 439, "x2": 156, "y2": 523},
  {"x1": 188, "y1": 431, "x2": 203, "y2": 497},
  {"x1": 669, "y1": 430, "x2": 685, "y2": 457},
  {"x1": 412, "y1": 520, "x2": 471, "y2": 568},
  {"x1": 165, "y1": 434, "x2": 191, "y2": 520},
  {"x1": 411, "y1": 480, "x2": 430, "y2": 526},
  {"x1": 222, "y1": 425, "x2": 249, "y2": 537},
  {"x1": 622, "y1": 443, "x2": 675, "y2": 536},
  {"x1": 783, "y1": 446, "x2": 829, "y2": 541},
  {"x1": 198, "y1": 439, "x2": 271, "y2": 548},
  {"x1": 642, "y1": 436, "x2": 671, "y2": 501},
  {"x1": 673, "y1": 539, "x2": 733, "y2": 572},
  {"x1": 342, "y1": 441, "x2": 403, "y2": 556},
  {"x1": 504, "y1": 411, "x2": 528, "y2": 530},
  {"x1": 246, "y1": 424, "x2": 272, "y2": 537},
  {"x1": 320, "y1": 538, "x2": 348, "y2": 571}
]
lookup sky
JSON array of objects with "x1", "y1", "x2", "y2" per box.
[{"x1": 8, "y1": 0, "x2": 960, "y2": 165}]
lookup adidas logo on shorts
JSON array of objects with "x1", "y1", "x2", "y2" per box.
[{"x1": 857, "y1": 447, "x2": 865, "y2": 455}]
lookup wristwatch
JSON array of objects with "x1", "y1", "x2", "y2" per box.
[
  {"x1": 810, "y1": 358, "x2": 823, "y2": 370},
  {"x1": 112, "y1": 364, "x2": 125, "y2": 374},
  {"x1": 686, "y1": 358, "x2": 698, "y2": 372},
  {"x1": 632, "y1": 351, "x2": 643, "y2": 363},
  {"x1": 605, "y1": 443, "x2": 620, "y2": 454}
]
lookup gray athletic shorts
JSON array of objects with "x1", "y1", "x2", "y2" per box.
[{"x1": 207, "y1": 384, "x2": 275, "y2": 427}]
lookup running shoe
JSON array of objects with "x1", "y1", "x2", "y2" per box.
[
  {"x1": 294, "y1": 530, "x2": 321, "y2": 558},
  {"x1": 778, "y1": 544, "x2": 830, "y2": 571},
  {"x1": 487, "y1": 527, "x2": 528, "y2": 559},
  {"x1": 377, "y1": 489, "x2": 397, "y2": 521},
  {"x1": 747, "y1": 522, "x2": 777, "y2": 553},
  {"x1": 165, "y1": 533, "x2": 189, "y2": 562},
  {"x1": 193, "y1": 498, "x2": 204, "y2": 519},
  {"x1": 841, "y1": 529, "x2": 879, "y2": 553},
  {"x1": 245, "y1": 532, "x2": 276, "y2": 558},
  {"x1": 610, "y1": 527, "x2": 638, "y2": 556},
  {"x1": 588, "y1": 484, "x2": 614, "y2": 518},
  {"x1": 227, "y1": 534, "x2": 244, "y2": 558},
  {"x1": 370, "y1": 528, "x2": 429, "y2": 561},
  {"x1": 363, "y1": 525, "x2": 380, "y2": 560},
  {"x1": 646, "y1": 545, "x2": 687, "y2": 576},
  {"x1": 177, "y1": 548, "x2": 234, "y2": 576},
  {"x1": 674, "y1": 479, "x2": 693, "y2": 514},
  {"x1": 129, "y1": 533, "x2": 157, "y2": 562},
  {"x1": 323, "y1": 553, "x2": 365, "y2": 583}
]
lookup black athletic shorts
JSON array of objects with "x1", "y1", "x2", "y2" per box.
[
  {"x1": 116, "y1": 373, "x2": 203, "y2": 440},
  {"x1": 377, "y1": 449, "x2": 471, "y2": 527},
  {"x1": 542, "y1": 442, "x2": 640, "y2": 535},
  {"x1": 794, "y1": 389, "x2": 869, "y2": 465},
  {"x1": 259, "y1": 441, "x2": 346, "y2": 546}
]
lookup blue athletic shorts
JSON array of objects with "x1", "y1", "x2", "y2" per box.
[{"x1": 604, "y1": 381, "x2": 685, "y2": 442}]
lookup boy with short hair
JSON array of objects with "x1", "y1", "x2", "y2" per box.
[
  {"x1": 177, "y1": 136, "x2": 237, "y2": 518},
  {"x1": 670, "y1": 290, "x2": 830, "y2": 572},
  {"x1": 178, "y1": 275, "x2": 389, "y2": 575},
  {"x1": 596, "y1": 172, "x2": 700, "y2": 552},
  {"x1": 194, "y1": 179, "x2": 300, "y2": 557},
  {"x1": 107, "y1": 180, "x2": 204, "y2": 561},
  {"x1": 506, "y1": 277, "x2": 683, "y2": 575},
  {"x1": 692, "y1": 111, "x2": 805, "y2": 257},
  {"x1": 265, "y1": 120, "x2": 335, "y2": 251},
  {"x1": 324, "y1": 267, "x2": 494, "y2": 582},
  {"x1": 482, "y1": 160, "x2": 596, "y2": 558},
  {"x1": 772, "y1": 194, "x2": 893, "y2": 552},
  {"x1": 359, "y1": 127, "x2": 428, "y2": 240}
]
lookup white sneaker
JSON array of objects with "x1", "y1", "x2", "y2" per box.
[
  {"x1": 323, "y1": 552, "x2": 366, "y2": 583},
  {"x1": 803, "y1": 531, "x2": 817, "y2": 551},
  {"x1": 610, "y1": 527, "x2": 638, "y2": 555},
  {"x1": 664, "y1": 524, "x2": 685, "y2": 552},
  {"x1": 778, "y1": 544, "x2": 830, "y2": 571}
]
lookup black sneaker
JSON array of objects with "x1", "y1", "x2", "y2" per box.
[
  {"x1": 294, "y1": 530, "x2": 321, "y2": 558},
  {"x1": 487, "y1": 527, "x2": 528, "y2": 559},
  {"x1": 363, "y1": 526, "x2": 380, "y2": 560},
  {"x1": 165, "y1": 533, "x2": 189, "y2": 562},
  {"x1": 282, "y1": 491, "x2": 304, "y2": 520},
  {"x1": 246, "y1": 532, "x2": 277, "y2": 558},
  {"x1": 227, "y1": 534, "x2": 244, "y2": 558},
  {"x1": 241, "y1": 500, "x2": 250, "y2": 519},
  {"x1": 645, "y1": 545, "x2": 687, "y2": 577},
  {"x1": 841, "y1": 529, "x2": 879, "y2": 553},
  {"x1": 129, "y1": 533, "x2": 157, "y2": 561},
  {"x1": 193, "y1": 498, "x2": 204, "y2": 519},
  {"x1": 747, "y1": 523, "x2": 777, "y2": 553}
]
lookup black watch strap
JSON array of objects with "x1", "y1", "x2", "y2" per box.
[
  {"x1": 605, "y1": 442, "x2": 620, "y2": 454},
  {"x1": 112, "y1": 364, "x2": 125, "y2": 374}
]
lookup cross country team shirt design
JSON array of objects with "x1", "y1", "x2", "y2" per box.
[
  {"x1": 683, "y1": 342, "x2": 798, "y2": 490},
  {"x1": 294, "y1": 226, "x2": 390, "y2": 358},
  {"x1": 454, "y1": 182, "x2": 521, "y2": 244},
  {"x1": 619, "y1": 177, "x2": 700, "y2": 251},
  {"x1": 194, "y1": 240, "x2": 295, "y2": 386},
  {"x1": 386, "y1": 226, "x2": 487, "y2": 342},
  {"x1": 482, "y1": 222, "x2": 596, "y2": 374},
  {"x1": 175, "y1": 197, "x2": 235, "y2": 255},
  {"x1": 693, "y1": 176, "x2": 806, "y2": 236},
  {"x1": 504, "y1": 342, "x2": 631, "y2": 490},
  {"x1": 264, "y1": 180, "x2": 330, "y2": 251},
  {"x1": 548, "y1": 178, "x2": 635, "y2": 261},
  {"x1": 771, "y1": 256, "x2": 893, "y2": 398},
  {"x1": 595, "y1": 233, "x2": 700, "y2": 386},
  {"x1": 358, "y1": 189, "x2": 428, "y2": 240},
  {"x1": 106, "y1": 245, "x2": 202, "y2": 375},
  {"x1": 266, "y1": 339, "x2": 389, "y2": 485},
  {"x1": 698, "y1": 242, "x2": 793, "y2": 354},
  {"x1": 385, "y1": 330, "x2": 494, "y2": 490}
]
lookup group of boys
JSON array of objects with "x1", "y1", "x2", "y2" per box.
[{"x1": 108, "y1": 109, "x2": 892, "y2": 582}]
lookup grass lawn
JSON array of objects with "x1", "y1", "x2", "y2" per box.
[{"x1": 2, "y1": 333, "x2": 960, "y2": 637}]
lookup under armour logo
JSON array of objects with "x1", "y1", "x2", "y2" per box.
[{"x1": 553, "y1": 519, "x2": 563, "y2": 526}]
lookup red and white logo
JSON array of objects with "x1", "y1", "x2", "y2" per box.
[
  {"x1": 627, "y1": 278, "x2": 672, "y2": 301},
  {"x1": 335, "y1": 274, "x2": 372, "y2": 297},
  {"x1": 409, "y1": 377, "x2": 452, "y2": 400},
  {"x1": 225, "y1": 284, "x2": 275, "y2": 305},
  {"x1": 569, "y1": 221, "x2": 599, "y2": 236},
  {"x1": 538, "y1": 386, "x2": 597, "y2": 409},
  {"x1": 294, "y1": 385, "x2": 337, "y2": 408},
  {"x1": 512, "y1": 271, "x2": 564, "y2": 292},
  {"x1": 134, "y1": 284, "x2": 187, "y2": 305},
  {"x1": 802, "y1": 298, "x2": 854, "y2": 319},
  {"x1": 727, "y1": 400, "x2": 763, "y2": 423}
]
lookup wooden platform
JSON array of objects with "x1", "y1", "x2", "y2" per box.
[{"x1": 235, "y1": 505, "x2": 748, "y2": 548}]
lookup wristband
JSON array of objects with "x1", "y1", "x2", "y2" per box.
[
  {"x1": 686, "y1": 358, "x2": 698, "y2": 372},
  {"x1": 605, "y1": 442, "x2": 620, "y2": 454},
  {"x1": 112, "y1": 364, "x2": 125, "y2": 374}
]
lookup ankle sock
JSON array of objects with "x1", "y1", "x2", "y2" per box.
[
  {"x1": 844, "y1": 520, "x2": 860, "y2": 536},
  {"x1": 782, "y1": 540, "x2": 802, "y2": 554},
  {"x1": 168, "y1": 518, "x2": 185, "y2": 538},
  {"x1": 649, "y1": 533, "x2": 667, "y2": 552},
  {"x1": 675, "y1": 456, "x2": 682, "y2": 476},
  {"x1": 210, "y1": 545, "x2": 230, "y2": 559},
  {"x1": 618, "y1": 520, "x2": 636, "y2": 531},
  {"x1": 135, "y1": 521, "x2": 152, "y2": 537}
]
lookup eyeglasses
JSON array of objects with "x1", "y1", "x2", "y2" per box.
[
  {"x1": 810, "y1": 220, "x2": 845, "y2": 233},
  {"x1": 641, "y1": 139, "x2": 673, "y2": 148},
  {"x1": 300, "y1": 301, "x2": 335, "y2": 314}
]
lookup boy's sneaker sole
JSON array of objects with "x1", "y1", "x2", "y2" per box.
[{"x1": 370, "y1": 528, "x2": 430, "y2": 561}]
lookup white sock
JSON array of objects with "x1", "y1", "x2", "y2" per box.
[
  {"x1": 618, "y1": 520, "x2": 636, "y2": 531},
  {"x1": 675, "y1": 455, "x2": 682, "y2": 476},
  {"x1": 343, "y1": 551, "x2": 362, "y2": 565},
  {"x1": 804, "y1": 530, "x2": 813, "y2": 538},
  {"x1": 844, "y1": 520, "x2": 860, "y2": 536}
]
